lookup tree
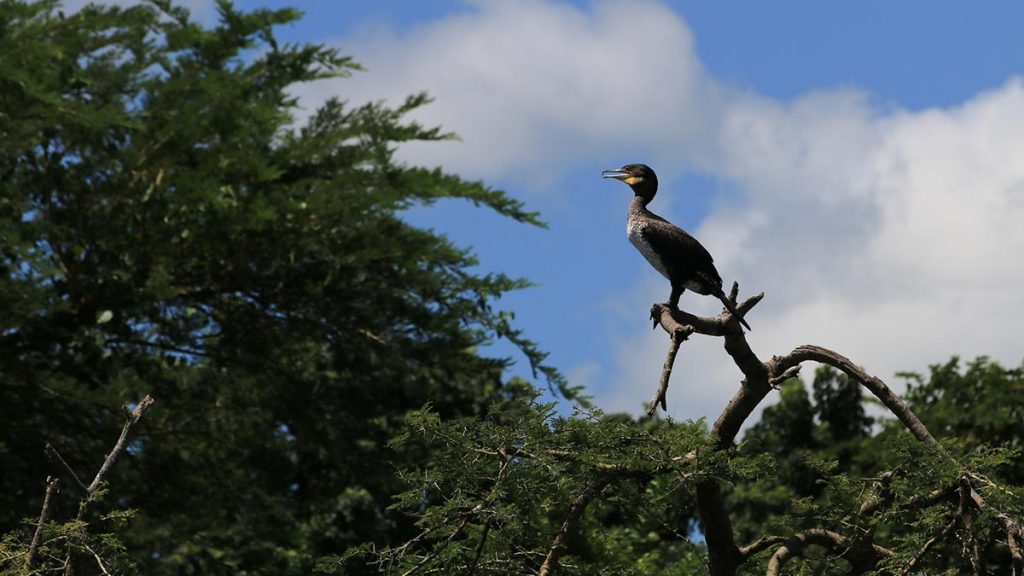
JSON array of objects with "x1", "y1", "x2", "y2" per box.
[
  {"x1": 365, "y1": 296, "x2": 1024, "y2": 575},
  {"x1": 1, "y1": 1, "x2": 566, "y2": 573}
]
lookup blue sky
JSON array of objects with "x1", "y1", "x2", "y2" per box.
[{"x1": 71, "y1": 0, "x2": 1024, "y2": 419}]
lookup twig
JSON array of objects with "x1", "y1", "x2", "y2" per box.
[
  {"x1": 25, "y1": 477, "x2": 60, "y2": 570},
  {"x1": 647, "y1": 325, "x2": 693, "y2": 415},
  {"x1": 538, "y1": 482, "x2": 605, "y2": 576},
  {"x1": 45, "y1": 443, "x2": 89, "y2": 495}
]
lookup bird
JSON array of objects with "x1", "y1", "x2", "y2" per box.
[{"x1": 602, "y1": 163, "x2": 751, "y2": 330}]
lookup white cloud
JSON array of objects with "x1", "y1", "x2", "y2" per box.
[
  {"x1": 293, "y1": 0, "x2": 713, "y2": 184},
  {"x1": 302, "y1": 1, "x2": 1024, "y2": 422}
]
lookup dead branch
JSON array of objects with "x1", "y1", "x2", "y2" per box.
[
  {"x1": 538, "y1": 482, "x2": 606, "y2": 576},
  {"x1": 25, "y1": 476, "x2": 60, "y2": 570},
  {"x1": 647, "y1": 324, "x2": 693, "y2": 415},
  {"x1": 770, "y1": 345, "x2": 936, "y2": 445}
]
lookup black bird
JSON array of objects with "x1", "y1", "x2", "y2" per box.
[{"x1": 602, "y1": 164, "x2": 751, "y2": 330}]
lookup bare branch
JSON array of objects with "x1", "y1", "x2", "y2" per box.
[
  {"x1": 647, "y1": 325, "x2": 693, "y2": 415},
  {"x1": 25, "y1": 477, "x2": 60, "y2": 570},
  {"x1": 771, "y1": 345, "x2": 935, "y2": 444},
  {"x1": 651, "y1": 286, "x2": 767, "y2": 576},
  {"x1": 538, "y1": 482, "x2": 605, "y2": 576}
]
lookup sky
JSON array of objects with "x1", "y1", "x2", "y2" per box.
[{"x1": 67, "y1": 0, "x2": 1024, "y2": 422}]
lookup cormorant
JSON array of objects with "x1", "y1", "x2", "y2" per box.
[{"x1": 602, "y1": 164, "x2": 751, "y2": 330}]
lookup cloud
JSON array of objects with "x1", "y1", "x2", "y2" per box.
[
  {"x1": 301, "y1": 1, "x2": 1024, "y2": 421},
  {"x1": 292, "y1": 0, "x2": 714, "y2": 184},
  {"x1": 607, "y1": 80, "x2": 1024, "y2": 421}
]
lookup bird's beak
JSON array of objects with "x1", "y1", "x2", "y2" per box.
[{"x1": 602, "y1": 169, "x2": 628, "y2": 180}]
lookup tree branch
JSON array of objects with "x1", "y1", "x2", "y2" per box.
[
  {"x1": 64, "y1": 395, "x2": 155, "y2": 576},
  {"x1": 648, "y1": 286, "x2": 948, "y2": 576},
  {"x1": 25, "y1": 477, "x2": 60, "y2": 570},
  {"x1": 45, "y1": 443, "x2": 89, "y2": 495},
  {"x1": 652, "y1": 285, "x2": 768, "y2": 576},
  {"x1": 85, "y1": 395, "x2": 156, "y2": 496},
  {"x1": 898, "y1": 516, "x2": 957, "y2": 576},
  {"x1": 765, "y1": 529, "x2": 893, "y2": 576},
  {"x1": 647, "y1": 324, "x2": 693, "y2": 416},
  {"x1": 538, "y1": 482, "x2": 605, "y2": 576},
  {"x1": 738, "y1": 535, "x2": 788, "y2": 559},
  {"x1": 770, "y1": 345, "x2": 935, "y2": 444}
]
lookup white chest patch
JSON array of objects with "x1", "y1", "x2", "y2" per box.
[{"x1": 627, "y1": 219, "x2": 670, "y2": 279}]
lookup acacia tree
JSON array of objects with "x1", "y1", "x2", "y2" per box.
[
  {"x1": 363, "y1": 291, "x2": 1024, "y2": 575},
  {"x1": 1, "y1": 1, "x2": 568, "y2": 574}
]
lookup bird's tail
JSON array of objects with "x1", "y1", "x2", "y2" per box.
[{"x1": 716, "y1": 290, "x2": 751, "y2": 331}]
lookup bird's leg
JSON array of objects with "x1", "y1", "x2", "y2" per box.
[{"x1": 668, "y1": 284, "x2": 684, "y2": 309}]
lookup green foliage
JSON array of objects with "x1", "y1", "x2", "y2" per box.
[
  {"x1": 0, "y1": 1, "x2": 566, "y2": 574},
  {"x1": 3, "y1": 1, "x2": 1023, "y2": 575},
  {"x1": 372, "y1": 359, "x2": 1024, "y2": 575},
  {"x1": 351, "y1": 386, "x2": 715, "y2": 575}
]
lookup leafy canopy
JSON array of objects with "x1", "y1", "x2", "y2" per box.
[{"x1": 1, "y1": 1, "x2": 568, "y2": 573}]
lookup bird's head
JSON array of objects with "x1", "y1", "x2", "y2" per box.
[{"x1": 602, "y1": 163, "x2": 658, "y2": 202}]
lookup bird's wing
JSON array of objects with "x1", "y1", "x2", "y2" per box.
[{"x1": 640, "y1": 217, "x2": 723, "y2": 292}]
